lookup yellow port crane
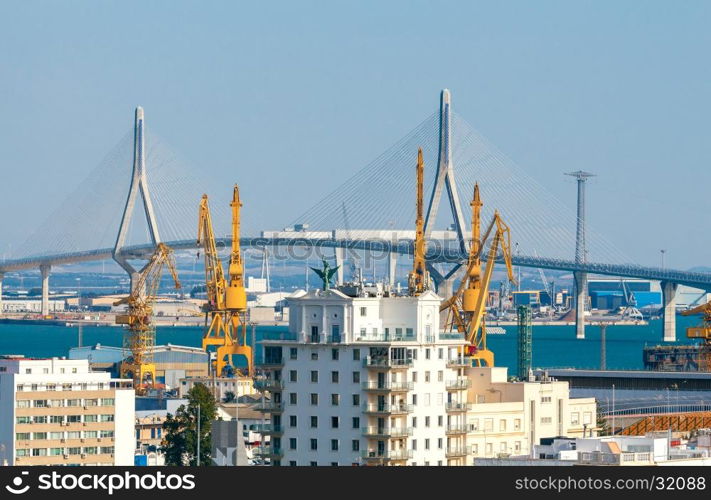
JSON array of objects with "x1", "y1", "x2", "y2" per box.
[
  {"x1": 440, "y1": 184, "x2": 515, "y2": 367},
  {"x1": 114, "y1": 243, "x2": 181, "y2": 393},
  {"x1": 196, "y1": 186, "x2": 253, "y2": 376},
  {"x1": 681, "y1": 302, "x2": 711, "y2": 371},
  {"x1": 408, "y1": 148, "x2": 430, "y2": 296}
]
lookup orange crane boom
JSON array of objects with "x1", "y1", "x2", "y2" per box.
[
  {"x1": 408, "y1": 148, "x2": 430, "y2": 295},
  {"x1": 440, "y1": 184, "x2": 515, "y2": 367},
  {"x1": 114, "y1": 242, "x2": 181, "y2": 393}
]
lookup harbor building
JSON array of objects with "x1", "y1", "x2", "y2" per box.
[
  {"x1": 255, "y1": 288, "x2": 596, "y2": 466},
  {"x1": 0, "y1": 356, "x2": 135, "y2": 466}
]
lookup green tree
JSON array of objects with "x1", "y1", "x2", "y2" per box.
[
  {"x1": 222, "y1": 391, "x2": 236, "y2": 403},
  {"x1": 161, "y1": 383, "x2": 217, "y2": 465}
]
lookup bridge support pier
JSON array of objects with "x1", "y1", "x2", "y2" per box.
[
  {"x1": 335, "y1": 247, "x2": 345, "y2": 285},
  {"x1": 574, "y1": 271, "x2": 587, "y2": 339},
  {"x1": 0, "y1": 272, "x2": 4, "y2": 316},
  {"x1": 661, "y1": 281, "x2": 678, "y2": 342},
  {"x1": 40, "y1": 264, "x2": 50, "y2": 317},
  {"x1": 387, "y1": 251, "x2": 397, "y2": 286}
]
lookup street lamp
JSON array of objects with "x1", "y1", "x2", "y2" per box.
[{"x1": 660, "y1": 249, "x2": 666, "y2": 269}]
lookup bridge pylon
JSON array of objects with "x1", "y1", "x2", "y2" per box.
[
  {"x1": 423, "y1": 89, "x2": 468, "y2": 294},
  {"x1": 112, "y1": 107, "x2": 162, "y2": 291}
]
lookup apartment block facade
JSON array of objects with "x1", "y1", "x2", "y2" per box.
[
  {"x1": 0, "y1": 356, "x2": 135, "y2": 465},
  {"x1": 256, "y1": 289, "x2": 597, "y2": 466}
]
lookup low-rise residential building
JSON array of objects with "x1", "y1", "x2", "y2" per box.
[{"x1": 0, "y1": 356, "x2": 134, "y2": 466}]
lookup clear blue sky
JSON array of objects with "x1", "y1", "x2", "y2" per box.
[{"x1": 1, "y1": 1, "x2": 709, "y2": 269}]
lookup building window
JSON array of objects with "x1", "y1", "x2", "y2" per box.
[
  {"x1": 424, "y1": 371, "x2": 430, "y2": 383},
  {"x1": 67, "y1": 431, "x2": 80, "y2": 439},
  {"x1": 50, "y1": 416, "x2": 64, "y2": 424},
  {"x1": 290, "y1": 347, "x2": 298, "y2": 360},
  {"x1": 412, "y1": 371, "x2": 417, "y2": 383},
  {"x1": 500, "y1": 442, "x2": 507, "y2": 453},
  {"x1": 583, "y1": 412, "x2": 592, "y2": 425},
  {"x1": 84, "y1": 415, "x2": 98, "y2": 423},
  {"x1": 541, "y1": 417, "x2": 552, "y2": 424},
  {"x1": 352, "y1": 440, "x2": 360, "y2": 451},
  {"x1": 437, "y1": 438, "x2": 443, "y2": 449},
  {"x1": 352, "y1": 371, "x2": 360, "y2": 383},
  {"x1": 310, "y1": 416, "x2": 318, "y2": 428},
  {"x1": 412, "y1": 394, "x2": 417, "y2": 406},
  {"x1": 412, "y1": 416, "x2": 417, "y2": 428},
  {"x1": 515, "y1": 441, "x2": 521, "y2": 452},
  {"x1": 352, "y1": 394, "x2": 360, "y2": 406},
  {"x1": 16, "y1": 385, "x2": 23, "y2": 392},
  {"x1": 33, "y1": 416, "x2": 47, "y2": 424},
  {"x1": 514, "y1": 418, "x2": 521, "y2": 430},
  {"x1": 484, "y1": 418, "x2": 493, "y2": 432},
  {"x1": 425, "y1": 349, "x2": 431, "y2": 360},
  {"x1": 331, "y1": 439, "x2": 339, "y2": 451},
  {"x1": 424, "y1": 393, "x2": 431, "y2": 406},
  {"x1": 331, "y1": 417, "x2": 339, "y2": 429},
  {"x1": 438, "y1": 348, "x2": 443, "y2": 359},
  {"x1": 15, "y1": 433, "x2": 30, "y2": 441},
  {"x1": 541, "y1": 396, "x2": 552, "y2": 403},
  {"x1": 424, "y1": 439, "x2": 430, "y2": 450},
  {"x1": 289, "y1": 461, "x2": 297, "y2": 466},
  {"x1": 287, "y1": 415, "x2": 296, "y2": 427},
  {"x1": 311, "y1": 351, "x2": 318, "y2": 360},
  {"x1": 570, "y1": 412, "x2": 580, "y2": 425},
  {"x1": 471, "y1": 418, "x2": 479, "y2": 431},
  {"x1": 25, "y1": 369, "x2": 31, "y2": 374},
  {"x1": 288, "y1": 370, "x2": 297, "y2": 382},
  {"x1": 15, "y1": 417, "x2": 30, "y2": 425},
  {"x1": 331, "y1": 348, "x2": 339, "y2": 360},
  {"x1": 310, "y1": 439, "x2": 318, "y2": 451},
  {"x1": 425, "y1": 416, "x2": 430, "y2": 427},
  {"x1": 472, "y1": 444, "x2": 479, "y2": 455},
  {"x1": 412, "y1": 439, "x2": 417, "y2": 450},
  {"x1": 16, "y1": 400, "x2": 29, "y2": 409},
  {"x1": 331, "y1": 394, "x2": 340, "y2": 406},
  {"x1": 100, "y1": 398, "x2": 114, "y2": 406},
  {"x1": 438, "y1": 416, "x2": 443, "y2": 427},
  {"x1": 289, "y1": 393, "x2": 297, "y2": 405},
  {"x1": 360, "y1": 307, "x2": 367, "y2": 317},
  {"x1": 310, "y1": 326, "x2": 319, "y2": 343},
  {"x1": 352, "y1": 349, "x2": 360, "y2": 361},
  {"x1": 331, "y1": 371, "x2": 339, "y2": 383},
  {"x1": 310, "y1": 393, "x2": 318, "y2": 405},
  {"x1": 289, "y1": 438, "x2": 297, "y2": 450},
  {"x1": 486, "y1": 443, "x2": 493, "y2": 456},
  {"x1": 33, "y1": 399, "x2": 48, "y2": 408},
  {"x1": 310, "y1": 370, "x2": 319, "y2": 383},
  {"x1": 437, "y1": 371, "x2": 443, "y2": 382}
]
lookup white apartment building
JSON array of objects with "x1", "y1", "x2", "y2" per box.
[
  {"x1": 0, "y1": 356, "x2": 135, "y2": 466},
  {"x1": 255, "y1": 288, "x2": 598, "y2": 466}
]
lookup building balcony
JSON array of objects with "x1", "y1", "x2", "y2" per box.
[
  {"x1": 363, "y1": 357, "x2": 413, "y2": 370},
  {"x1": 445, "y1": 378, "x2": 471, "y2": 391},
  {"x1": 445, "y1": 402, "x2": 471, "y2": 413},
  {"x1": 259, "y1": 359, "x2": 284, "y2": 369},
  {"x1": 253, "y1": 446, "x2": 283, "y2": 459},
  {"x1": 362, "y1": 403, "x2": 414, "y2": 415},
  {"x1": 445, "y1": 424, "x2": 468, "y2": 435},
  {"x1": 361, "y1": 427, "x2": 413, "y2": 438},
  {"x1": 445, "y1": 446, "x2": 472, "y2": 458},
  {"x1": 253, "y1": 378, "x2": 284, "y2": 392},
  {"x1": 362, "y1": 381, "x2": 414, "y2": 392},
  {"x1": 253, "y1": 424, "x2": 282, "y2": 435},
  {"x1": 446, "y1": 357, "x2": 469, "y2": 368},
  {"x1": 361, "y1": 449, "x2": 413, "y2": 462},
  {"x1": 254, "y1": 401, "x2": 284, "y2": 413}
]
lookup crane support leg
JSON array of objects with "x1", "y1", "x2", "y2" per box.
[
  {"x1": 574, "y1": 271, "x2": 586, "y2": 339},
  {"x1": 662, "y1": 281, "x2": 678, "y2": 342},
  {"x1": 40, "y1": 264, "x2": 51, "y2": 317}
]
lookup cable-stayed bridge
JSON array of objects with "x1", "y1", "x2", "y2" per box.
[{"x1": 1, "y1": 90, "x2": 709, "y2": 342}]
